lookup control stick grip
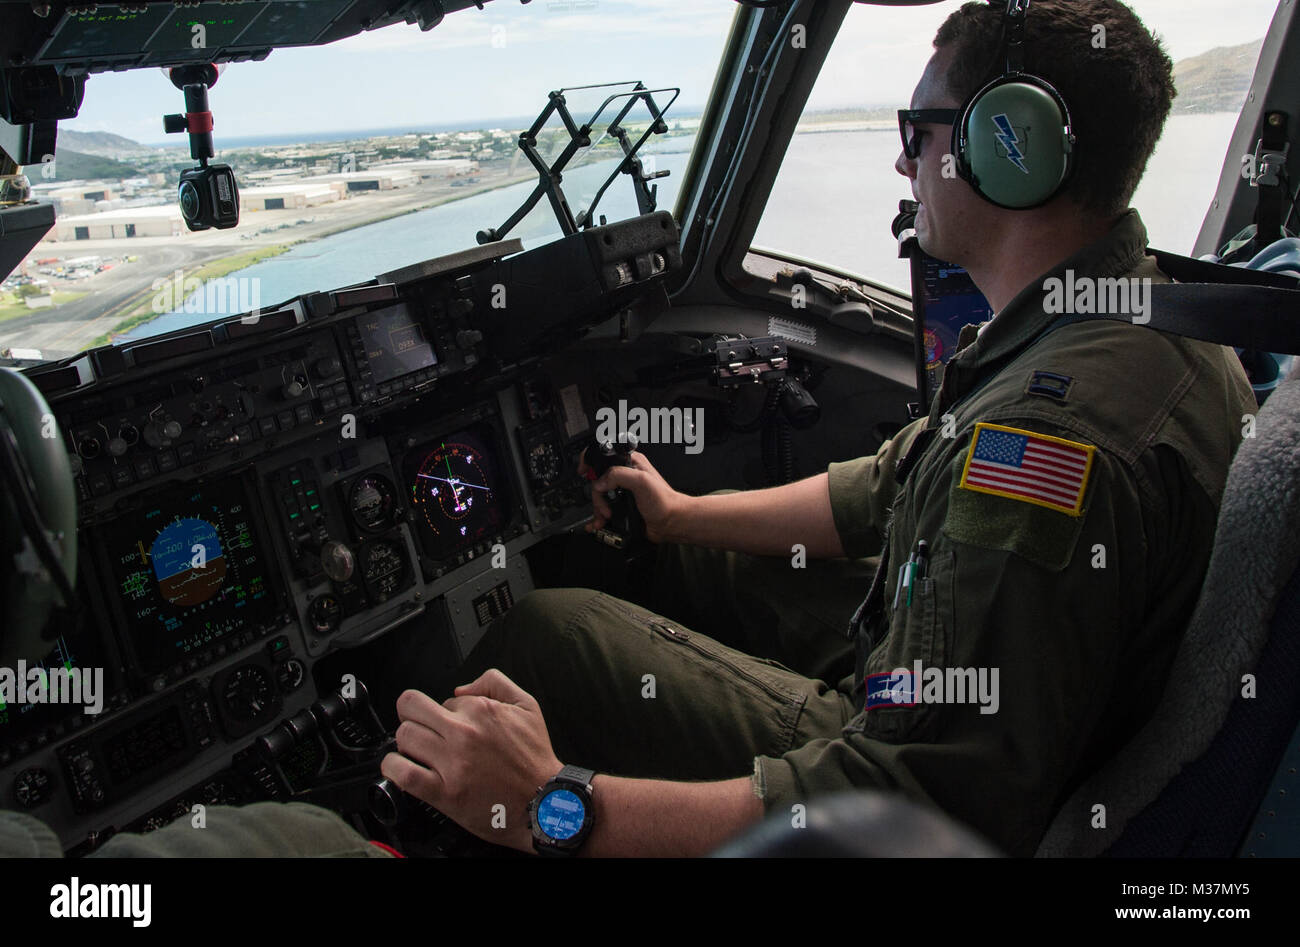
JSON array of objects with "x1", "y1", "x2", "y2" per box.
[
  {"x1": 582, "y1": 432, "x2": 639, "y2": 480},
  {"x1": 580, "y1": 433, "x2": 645, "y2": 545}
]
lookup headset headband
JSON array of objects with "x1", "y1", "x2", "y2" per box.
[{"x1": 1003, "y1": 0, "x2": 1031, "y2": 74}]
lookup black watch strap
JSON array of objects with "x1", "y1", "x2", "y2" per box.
[{"x1": 556, "y1": 765, "x2": 595, "y2": 789}]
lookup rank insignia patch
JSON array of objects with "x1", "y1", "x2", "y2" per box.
[{"x1": 959, "y1": 422, "x2": 1095, "y2": 516}]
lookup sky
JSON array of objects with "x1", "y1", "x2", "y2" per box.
[{"x1": 61, "y1": 0, "x2": 1284, "y2": 144}]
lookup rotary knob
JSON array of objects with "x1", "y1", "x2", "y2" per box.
[
  {"x1": 319, "y1": 541, "x2": 355, "y2": 582},
  {"x1": 313, "y1": 357, "x2": 342, "y2": 379},
  {"x1": 106, "y1": 436, "x2": 128, "y2": 458},
  {"x1": 276, "y1": 658, "x2": 306, "y2": 693},
  {"x1": 283, "y1": 380, "x2": 306, "y2": 400},
  {"x1": 143, "y1": 419, "x2": 182, "y2": 449}
]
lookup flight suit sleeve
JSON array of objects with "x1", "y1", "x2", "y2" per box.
[
  {"x1": 826, "y1": 418, "x2": 929, "y2": 559},
  {"x1": 754, "y1": 426, "x2": 1202, "y2": 856}
]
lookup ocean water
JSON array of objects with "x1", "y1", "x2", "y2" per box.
[{"x1": 123, "y1": 112, "x2": 1244, "y2": 340}]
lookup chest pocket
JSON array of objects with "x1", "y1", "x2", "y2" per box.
[{"x1": 846, "y1": 543, "x2": 953, "y2": 744}]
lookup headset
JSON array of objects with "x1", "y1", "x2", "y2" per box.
[
  {"x1": 952, "y1": 0, "x2": 1076, "y2": 210},
  {"x1": 0, "y1": 366, "x2": 77, "y2": 667}
]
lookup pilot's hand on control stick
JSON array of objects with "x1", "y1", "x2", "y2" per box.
[
  {"x1": 578, "y1": 449, "x2": 685, "y2": 544},
  {"x1": 381, "y1": 670, "x2": 562, "y2": 854}
]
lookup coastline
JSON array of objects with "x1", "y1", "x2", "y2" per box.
[{"x1": 92, "y1": 167, "x2": 540, "y2": 345}]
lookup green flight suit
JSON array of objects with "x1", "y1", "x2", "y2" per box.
[
  {"x1": 460, "y1": 210, "x2": 1256, "y2": 856},
  {"x1": 0, "y1": 803, "x2": 393, "y2": 857}
]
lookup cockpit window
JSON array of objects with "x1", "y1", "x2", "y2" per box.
[
  {"x1": 1, "y1": 1, "x2": 736, "y2": 360},
  {"x1": 749, "y1": 0, "x2": 1280, "y2": 293}
]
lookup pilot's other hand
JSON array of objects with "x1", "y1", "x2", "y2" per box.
[
  {"x1": 580, "y1": 449, "x2": 684, "y2": 543},
  {"x1": 381, "y1": 670, "x2": 562, "y2": 853}
]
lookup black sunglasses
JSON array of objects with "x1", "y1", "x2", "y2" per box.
[{"x1": 898, "y1": 108, "x2": 960, "y2": 159}]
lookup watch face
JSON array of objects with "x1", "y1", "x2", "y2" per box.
[{"x1": 536, "y1": 788, "x2": 586, "y2": 841}]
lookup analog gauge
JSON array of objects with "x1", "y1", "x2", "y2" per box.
[
  {"x1": 360, "y1": 539, "x2": 408, "y2": 598},
  {"x1": 14, "y1": 768, "x2": 53, "y2": 809},
  {"x1": 349, "y1": 474, "x2": 398, "y2": 532},
  {"x1": 220, "y1": 665, "x2": 274, "y2": 723},
  {"x1": 309, "y1": 594, "x2": 343, "y2": 634}
]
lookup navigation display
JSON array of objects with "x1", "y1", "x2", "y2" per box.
[
  {"x1": 355, "y1": 303, "x2": 438, "y2": 385},
  {"x1": 101, "y1": 477, "x2": 280, "y2": 675},
  {"x1": 403, "y1": 426, "x2": 509, "y2": 562}
]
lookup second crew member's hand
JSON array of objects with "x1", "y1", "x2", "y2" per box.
[
  {"x1": 579, "y1": 450, "x2": 685, "y2": 544},
  {"x1": 381, "y1": 670, "x2": 563, "y2": 854}
]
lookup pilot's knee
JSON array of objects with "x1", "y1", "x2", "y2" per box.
[{"x1": 502, "y1": 587, "x2": 604, "y2": 645}]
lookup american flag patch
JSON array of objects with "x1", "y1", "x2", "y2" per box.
[{"x1": 959, "y1": 422, "x2": 1095, "y2": 516}]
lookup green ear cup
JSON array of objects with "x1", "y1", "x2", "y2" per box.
[{"x1": 955, "y1": 76, "x2": 1075, "y2": 209}]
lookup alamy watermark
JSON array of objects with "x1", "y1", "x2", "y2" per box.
[
  {"x1": 50, "y1": 877, "x2": 151, "y2": 927},
  {"x1": 151, "y1": 269, "x2": 262, "y2": 320},
  {"x1": 594, "y1": 400, "x2": 704, "y2": 455},
  {"x1": 0, "y1": 662, "x2": 104, "y2": 715},
  {"x1": 1042, "y1": 270, "x2": 1152, "y2": 325},
  {"x1": 866, "y1": 662, "x2": 1000, "y2": 715}
]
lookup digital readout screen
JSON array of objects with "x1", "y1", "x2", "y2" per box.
[{"x1": 356, "y1": 303, "x2": 438, "y2": 385}]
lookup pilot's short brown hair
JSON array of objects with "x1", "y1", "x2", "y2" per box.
[{"x1": 935, "y1": 0, "x2": 1177, "y2": 216}]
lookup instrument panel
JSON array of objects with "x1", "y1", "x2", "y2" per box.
[{"x1": 3, "y1": 213, "x2": 680, "y2": 849}]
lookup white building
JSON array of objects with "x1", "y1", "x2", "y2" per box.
[
  {"x1": 241, "y1": 182, "x2": 341, "y2": 211},
  {"x1": 50, "y1": 205, "x2": 185, "y2": 241},
  {"x1": 310, "y1": 169, "x2": 418, "y2": 191},
  {"x1": 373, "y1": 159, "x2": 479, "y2": 179},
  {"x1": 31, "y1": 181, "x2": 118, "y2": 203}
]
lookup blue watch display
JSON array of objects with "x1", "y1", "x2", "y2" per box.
[
  {"x1": 529, "y1": 765, "x2": 595, "y2": 855},
  {"x1": 536, "y1": 788, "x2": 586, "y2": 840}
]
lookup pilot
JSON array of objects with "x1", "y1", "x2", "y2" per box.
[
  {"x1": 0, "y1": 367, "x2": 392, "y2": 858},
  {"x1": 381, "y1": 0, "x2": 1258, "y2": 856}
]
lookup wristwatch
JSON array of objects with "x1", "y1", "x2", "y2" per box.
[{"x1": 527, "y1": 765, "x2": 596, "y2": 856}]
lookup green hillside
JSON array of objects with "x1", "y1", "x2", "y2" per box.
[
  {"x1": 1173, "y1": 38, "x2": 1265, "y2": 113},
  {"x1": 21, "y1": 149, "x2": 140, "y2": 182}
]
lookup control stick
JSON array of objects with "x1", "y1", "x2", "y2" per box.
[{"x1": 581, "y1": 433, "x2": 645, "y2": 548}]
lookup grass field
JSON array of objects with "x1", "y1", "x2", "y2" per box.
[
  {"x1": 0, "y1": 289, "x2": 88, "y2": 323},
  {"x1": 86, "y1": 244, "x2": 291, "y2": 348}
]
